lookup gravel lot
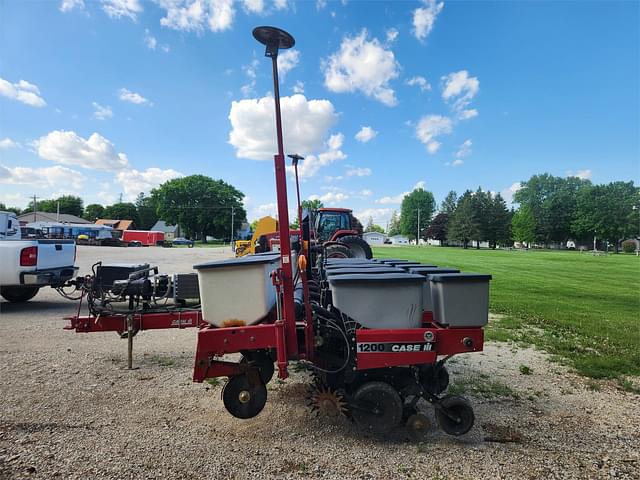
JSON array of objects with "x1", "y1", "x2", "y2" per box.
[{"x1": 1, "y1": 246, "x2": 638, "y2": 479}]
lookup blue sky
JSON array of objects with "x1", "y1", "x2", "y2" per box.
[{"x1": 1, "y1": 0, "x2": 638, "y2": 225}]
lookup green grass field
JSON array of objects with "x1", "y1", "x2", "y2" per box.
[{"x1": 373, "y1": 246, "x2": 640, "y2": 382}]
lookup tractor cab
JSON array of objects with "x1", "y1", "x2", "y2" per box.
[{"x1": 313, "y1": 208, "x2": 354, "y2": 242}]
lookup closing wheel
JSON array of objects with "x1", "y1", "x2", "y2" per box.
[
  {"x1": 351, "y1": 381, "x2": 403, "y2": 434},
  {"x1": 406, "y1": 412, "x2": 432, "y2": 442},
  {"x1": 240, "y1": 351, "x2": 275, "y2": 384},
  {"x1": 222, "y1": 375, "x2": 267, "y2": 419},
  {"x1": 435, "y1": 395, "x2": 475, "y2": 436}
]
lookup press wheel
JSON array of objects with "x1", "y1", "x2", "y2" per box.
[
  {"x1": 351, "y1": 381, "x2": 403, "y2": 434},
  {"x1": 435, "y1": 395, "x2": 475, "y2": 436},
  {"x1": 222, "y1": 375, "x2": 267, "y2": 419}
]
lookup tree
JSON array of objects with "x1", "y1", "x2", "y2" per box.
[
  {"x1": 572, "y1": 181, "x2": 639, "y2": 253},
  {"x1": 469, "y1": 188, "x2": 492, "y2": 248},
  {"x1": 151, "y1": 175, "x2": 247, "y2": 241},
  {"x1": 102, "y1": 202, "x2": 140, "y2": 228},
  {"x1": 388, "y1": 210, "x2": 401, "y2": 236},
  {"x1": 425, "y1": 213, "x2": 449, "y2": 244},
  {"x1": 0, "y1": 203, "x2": 21, "y2": 215},
  {"x1": 83, "y1": 204, "x2": 105, "y2": 222},
  {"x1": 364, "y1": 216, "x2": 385, "y2": 233},
  {"x1": 511, "y1": 205, "x2": 536, "y2": 246},
  {"x1": 485, "y1": 193, "x2": 512, "y2": 248},
  {"x1": 301, "y1": 199, "x2": 324, "y2": 210},
  {"x1": 400, "y1": 187, "x2": 436, "y2": 241},
  {"x1": 135, "y1": 193, "x2": 159, "y2": 230},
  {"x1": 447, "y1": 190, "x2": 478, "y2": 248},
  {"x1": 27, "y1": 195, "x2": 84, "y2": 218},
  {"x1": 440, "y1": 191, "x2": 458, "y2": 214}
]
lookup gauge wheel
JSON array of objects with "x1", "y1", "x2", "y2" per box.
[
  {"x1": 351, "y1": 381, "x2": 403, "y2": 434},
  {"x1": 435, "y1": 395, "x2": 475, "y2": 436},
  {"x1": 222, "y1": 375, "x2": 267, "y2": 419}
]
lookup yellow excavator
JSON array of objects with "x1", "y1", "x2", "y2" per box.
[{"x1": 234, "y1": 216, "x2": 278, "y2": 257}]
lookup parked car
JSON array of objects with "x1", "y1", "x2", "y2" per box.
[
  {"x1": 0, "y1": 211, "x2": 78, "y2": 302},
  {"x1": 172, "y1": 237, "x2": 194, "y2": 248}
]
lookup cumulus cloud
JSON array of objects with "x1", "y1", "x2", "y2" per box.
[
  {"x1": 274, "y1": 0, "x2": 287, "y2": 9},
  {"x1": 60, "y1": 0, "x2": 84, "y2": 12},
  {"x1": 228, "y1": 94, "x2": 337, "y2": 161},
  {"x1": 0, "y1": 138, "x2": 19, "y2": 149},
  {"x1": 346, "y1": 167, "x2": 372, "y2": 177},
  {"x1": 323, "y1": 29, "x2": 400, "y2": 106},
  {"x1": 441, "y1": 70, "x2": 479, "y2": 119},
  {"x1": 159, "y1": 0, "x2": 234, "y2": 32},
  {"x1": 406, "y1": 75, "x2": 431, "y2": 92},
  {"x1": 566, "y1": 169, "x2": 592, "y2": 180},
  {"x1": 376, "y1": 181, "x2": 425, "y2": 205},
  {"x1": 0, "y1": 77, "x2": 46, "y2": 108},
  {"x1": 117, "y1": 167, "x2": 183, "y2": 200},
  {"x1": 277, "y1": 49, "x2": 300, "y2": 79},
  {"x1": 354, "y1": 126, "x2": 377, "y2": 143},
  {"x1": 118, "y1": 88, "x2": 151, "y2": 105},
  {"x1": 0, "y1": 165, "x2": 86, "y2": 190},
  {"x1": 292, "y1": 133, "x2": 347, "y2": 178},
  {"x1": 415, "y1": 115, "x2": 452, "y2": 153},
  {"x1": 241, "y1": 0, "x2": 264, "y2": 13},
  {"x1": 412, "y1": 0, "x2": 444, "y2": 41},
  {"x1": 92, "y1": 102, "x2": 113, "y2": 120},
  {"x1": 456, "y1": 139, "x2": 472, "y2": 158},
  {"x1": 101, "y1": 0, "x2": 143, "y2": 20},
  {"x1": 309, "y1": 191, "x2": 350, "y2": 205},
  {"x1": 386, "y1": 28, "x2": 399, "y2": 43},
  {"x1": 355, "y1": 207, "x2": 393, "y2": 226},
  {"x1": 35, "y1": 130, "x2": 130, "y2": 171},
  {"x1": 501, "y1": 182, "x2": 522, "y2": 204},
  {"x1": 292, "y1": 81, "x2": 305, "y2": 94}
]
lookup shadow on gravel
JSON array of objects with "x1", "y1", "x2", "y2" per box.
[
  {"x1": 1, "y1": 420, "x2": 94, "y2": 433},
  {"x1": 0, "y1": 300, "x2": 78, "y2": 315}
]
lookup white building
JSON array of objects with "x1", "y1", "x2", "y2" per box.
[
  {"x1": 389, "y1": 235, "x2": 410, "y2": 245},
  {"x1": 363, "y1": 232, "x2": 387, "y2": 246}
]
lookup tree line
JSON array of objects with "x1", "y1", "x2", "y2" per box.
[
  {"x1": 1, "y1": 175, "x2": 247, "y2": 242},
  {"x1": 364, "y1": 173, "x2": 638, "y2": 252}
]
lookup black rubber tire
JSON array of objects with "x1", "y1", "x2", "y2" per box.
[
  {"x1": 324, "y1": 243, "x2": 353, "y2": 259},
  {"x1": 338, "y1": 235, "x2": 373, "y2": 259},
  {"x1": 240, "y1": 351, "x2": 275, "y2": 384},
  {"x1": 435, "y1": 395, "x2": 475, "y2": 436},
  {"x1": 420, "y1": 364, "x2": 450, "y2": 395},
  {"x1": 406, "y1": 412, "x2": 432, "y2": 442},
  {"x1": 352, "y1": 381, "x2": 403, "y2": 434},
  {"x1": 0, "y1": 286, "x2": 40, "y2": 303},
  {"x1": 222, "y1": 375, "x2": 268, "y2": 419}
]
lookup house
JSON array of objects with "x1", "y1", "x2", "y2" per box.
[
  {"x1": 17, "y1": 211, "x2": 91, "y2": 226},
  {"x1": 389, "y1": 235, "x2": 410, "y2": 245},
  {"x1": 363, "y1": 231, "x2": 387, "y2": 246},
  {"x1": 95, "y1": 219, "x2": 134, "y2": 231},
  {"x1": 151, "y1": 220, "x2": 181, "y2": 241}
]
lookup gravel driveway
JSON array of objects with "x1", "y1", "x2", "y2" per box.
[{"x1": 1, "y1": 246, "x2": 638, "y2": 479}]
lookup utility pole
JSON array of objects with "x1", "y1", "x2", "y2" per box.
[
  {"x1": 230, "y1": 206, "x2": 235, "y2": 247},
  {"x1": 118, "y1": 192, "x2": 123, "y2": 204},
  {"x1": 417, "y1": 208, "x2": 421, "y2": 246}
]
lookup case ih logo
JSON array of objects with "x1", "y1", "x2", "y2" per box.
[{"x1": 357, "y1": 342, "x2": 434, "y2": 353}]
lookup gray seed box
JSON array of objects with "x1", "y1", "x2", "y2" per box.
[{"x1": 429, "y1": 273, "x2": 492, "y2": 327}]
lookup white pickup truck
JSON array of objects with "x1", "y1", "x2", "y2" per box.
[{"x1": 0, "y1": 211, "x2": 78, "y2": 303}]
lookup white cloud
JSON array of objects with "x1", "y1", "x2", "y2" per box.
[
  {"x1": 60, "y1": 0, "x2": 84, "y2": 12},
  {"x1": 406, "y1": 75, "x2": 431, "y2": 92},
  {"x1": 386, "y1": 28, "x2": 399, "y2": 43},
  {"x1": 0, "y1": 77, "x2": 46, "y2": 108},
  {"x1": 228, "y1": 94, "x2": 337, "y2": 161},
  {"x1": 255, "y1": 202, "x2": 277, "y2": 216},
  {"x1": 456, "y1": 139, "x2": 472, "y2": 158},
  {"x1": 323, "y1": 29, "x2": 400, "y2": 107},
  {"x1": 354, "y1": 126, "x2": 377, "y2": 143},
  {"x1": 309, "y1": 191, "x2": 349, "y2": 205},
  {"x1": 501, "y1": 182, "x2": 522, "y2": 204},
  {"x1": 412, "y1": 0, "x2": 444, "y2": 41},
  {"x1": 0, "y1": 165, "x2": 86, "y2": 190},
  {"x1": 35, "y1": 130, "x2": 130, "y2": 171},
  {"x1": 92, "y1": 102, "x2": 113, "y2": 120},
  {"x1": 293, "y1": 81, "x2": 305, "y2": 94},
  {"x1": 415, "y1": 115, "x2": 452, "y2": 153},
  {"x1": 376, "y1": 181, "x2": 425, "y2": 205},
  {"x1": 0, "y1": 138, "x2": 19, "y2": 149},
  {"x1": 355, "y1": 207, "x2": 392, "y2": 226},
  {"x1": 101, "y1": 0, "x2": 143, "y2": 20},
  {"x1": 292, "y1": 133, "x2": 347, "y2": 178},
  {"x1": 116, "y1": 167, "x2": 183, "y2": 200},
  {"x1": 241, "y1": 0, "x2": 264, "y2": 13},
  {"x1": 452, "y1": 159, "x2": 463, "y2": 167},
  {"x1": 273, "y1": 0, "x2": 287, "y2": 9},
  {"x1": 441, "y1": 70, "x2": 479, "y2": 119},
  {"x1": 358, "y1": 189, "x2": 373, "y2": 197},
  {"x1": 277, "y1": 49, "x2": 300, "y2": 79},
  {"x1": 144, "y1": 29, "x2": 157, "y2": 50},
  {"x1": 566, "y1": 169, "x2": 592, "y2": 180},
  {"x1": 346, "y1": 167, "x2": 372, "y2": 177},
  {"x1": 158, "y1": 0, "x2": 234, "y2": 32},
  {"x1": 316, "y1": 0, "x2": 327, "y2": 10},
  {"x1": 118, "y1": 88, "x2": 151, "y2": 105}
]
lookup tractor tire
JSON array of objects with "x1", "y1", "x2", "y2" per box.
[
  {"x1": 338, "y1": 235, "x2": 373, "y2": 259},
  {"x1": 317, "y1": 244, "x2": 353, "y2": 268},
  {"x1": 0, "y1": 286, "x2": 40, "y2": 303}
]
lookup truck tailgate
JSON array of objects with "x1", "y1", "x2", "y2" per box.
[{"x1": 36, "y1": 239, "x2": 76, "y2": 269}]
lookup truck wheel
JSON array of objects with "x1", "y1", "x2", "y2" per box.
[
  {"x1": 1, "y1": 286, "x2": 40, "y2": 303},
  {"x1": 338, "y1": 235, "x2": 373, "y2": 259}
]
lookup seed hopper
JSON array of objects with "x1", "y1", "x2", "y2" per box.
[{"x1": 65, "y1": 27, "x2": 492, "y2": 439}]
